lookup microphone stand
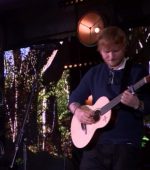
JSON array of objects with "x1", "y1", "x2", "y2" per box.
[
  {"x1": 23, "y1": 138, "x2": 27, "y2": 170},
  {"x1": 10, "y1": 80, "x2": 38, "y2": 170}
]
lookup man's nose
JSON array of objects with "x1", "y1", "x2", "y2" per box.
[{"x1": 108, "y1": 52, "x2": 114, "y2": 58}]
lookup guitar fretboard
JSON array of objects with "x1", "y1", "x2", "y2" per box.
[{"x1": 99, "y1": 77, "x2": 146, "y2": 115}]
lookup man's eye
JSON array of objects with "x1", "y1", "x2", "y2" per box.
[
  {"x1": 113, "y1": 50, "x2": 119, "y2": 52},
  {"x1": 105, "y1": 51, "x2": 110, "y2": 53},
  {"x1": 104, "y1": 49, "x2": 119, "y2": 53}
]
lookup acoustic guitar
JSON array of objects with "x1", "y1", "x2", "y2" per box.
[{"x1": 71, "y1": 75, "x2": 150, "y2": 148}]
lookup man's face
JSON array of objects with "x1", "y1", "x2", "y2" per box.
[{"x1": 98, "y1": 44, "x2": 125, "y2": 68}]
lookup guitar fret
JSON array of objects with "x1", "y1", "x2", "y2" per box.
[{"x1": 133, "y1": 78, "x2": 145, "y2": 91}]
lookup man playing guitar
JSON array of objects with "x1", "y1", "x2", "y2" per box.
[{"x1": 68, "y1": 26, "x2": 150, "y2": 170}]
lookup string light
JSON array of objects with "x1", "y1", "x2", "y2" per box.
[
  {"x1": 60, "y1": 0, "x2": 85, "y2": 6},
  {"x1": 59, "y1": 41, "x2": 64, "y2": 45},
  {"x1": 64, "y1": 62, "x2": 95, "y2": 69},
  {"x1": 138, "y1": 40, "x2": 143, "y2": 49}
]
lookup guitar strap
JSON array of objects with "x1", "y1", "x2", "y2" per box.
[
  {"x1": 119, "y1": 59, "x2": 143, "y2": 119},
  {"x1": 103, "y1": 61, "x2": 133, "y2": 130},
  {"x1": 120, "y1": 58, "x2": 133, "y2": 93}
]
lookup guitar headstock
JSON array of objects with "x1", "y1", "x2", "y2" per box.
[{"x1": 145, "y1": 75, "x2": 150, "y2": 83}]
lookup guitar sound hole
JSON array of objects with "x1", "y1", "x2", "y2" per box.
[{"x1": 93, "y1": 110, "x2": 100, "y2": 121}]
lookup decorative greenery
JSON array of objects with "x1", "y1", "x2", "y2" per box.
[{"x1": 4, "y1": 47, "x2": 72, "y2": 160}]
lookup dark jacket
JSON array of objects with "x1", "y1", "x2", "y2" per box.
[{"x1": 69, "y1": 61, "x2": 150, "y2": 147}]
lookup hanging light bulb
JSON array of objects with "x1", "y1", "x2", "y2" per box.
[{"x1": 94, "y1": 27, "x2": 100, "y2": 34}]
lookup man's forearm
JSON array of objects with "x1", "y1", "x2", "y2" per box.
[{"x1": 68, "y1": 102, "x2": 81, "y2": 114}]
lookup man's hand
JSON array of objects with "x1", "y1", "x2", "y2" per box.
[
  {"x1": 69, "y1": 102, "x2": 95, "y2": 124},
  {"x1": 121, "y1": 90, "x2": 140, "y2": 109},
  {"x1": 74, "y1": 105, "x2": 95, "y2": 124}
]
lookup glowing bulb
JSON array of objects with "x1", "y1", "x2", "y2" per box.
[
  {"x1": 59, "y1": 41, "x2": 63, "y2": 45},
  {"x1": 94, "y1": 27, "x2": 100, "y2": 33},
  {"x1": 64, "y1": 65, "x2": 68, "y2": 69},
  {"x1": 74, "y1": 64, "x2": 77, "y2": 67}
]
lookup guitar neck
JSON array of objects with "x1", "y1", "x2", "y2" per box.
[
  {"x1": 99, "y1": 77, "x2": 147, "y2": 115},
  {"x1": 132, "y1": 77, "x2": 147, "y2": 91},
  {"x1": 100, "y1": 94, "x2": 121, "y2": 115}
]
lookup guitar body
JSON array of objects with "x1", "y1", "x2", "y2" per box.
[{"x1": 71, "y1": 96, "x2": 111, "y2": 148}]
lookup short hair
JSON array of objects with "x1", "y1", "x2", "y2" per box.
[{"x1": 97, "y1": 26, "x2": 127, "y2": 51}]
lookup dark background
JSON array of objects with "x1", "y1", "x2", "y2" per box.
[{"x1": 0, "y1": 0, "x2": 150, "y2": 50}]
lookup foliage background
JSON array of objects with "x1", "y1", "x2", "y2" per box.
[{"x1": 4, "y1": 46, "x2": 72, "y2": 161}]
